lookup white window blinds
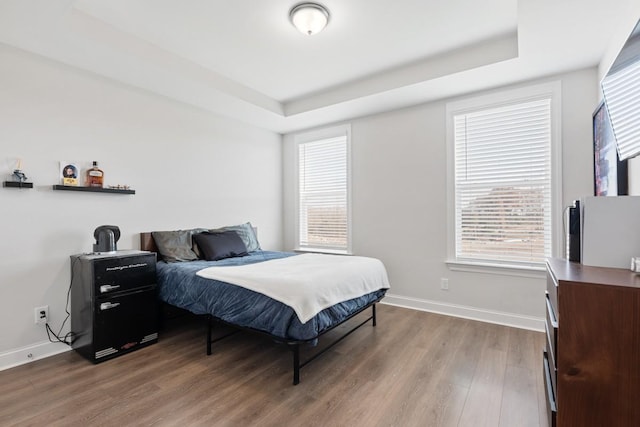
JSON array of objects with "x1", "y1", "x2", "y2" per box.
[
  {"x1": 453, "y1": 98, "x2": 552, "y2": 265},
  {"x1": 297, "y1": 135, "x2": 349, "y2": 252}
]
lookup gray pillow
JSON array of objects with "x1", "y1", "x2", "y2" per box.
[
  {"x1": 152, "y1": 230, "x2": 200, "y2": 262},
  {"x1": 216, "y1": 222, "x2": 261, "y2": 252}
]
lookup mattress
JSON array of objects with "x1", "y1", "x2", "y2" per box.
[{"x1": 156, "y1": 251, "x2": 387, "y2": 341}]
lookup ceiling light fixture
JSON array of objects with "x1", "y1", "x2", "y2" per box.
[{"x1": 289, "y1": 2, "x2": 330, "y2": 36}]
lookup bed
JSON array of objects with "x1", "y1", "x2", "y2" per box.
[{"x1": 140, "y1": 226, "x2": 389, "y2": 384}]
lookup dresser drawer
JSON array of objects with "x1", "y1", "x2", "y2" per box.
[
  {"x1": 545, "y1": 292, "x2": 558, "y2": 357},
  {"x1": 545, "y1": 291, "x2": 558, "y2": 398},
  {"x1": 93, "y1": 254, "x2": 156, "y2": 294},
  {"x1": 543, "y1": 350, "x2": 557, "y2": 427},
  {"x1": 546, "y1": 266, "x2": 559, "y2": 321},
  {"x1": 545, "y1": 326, "x2": 557, "y2": 400}
]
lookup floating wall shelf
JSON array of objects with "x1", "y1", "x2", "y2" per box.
[
  {"x1": 4, "y1": 181, "x2": 33, "y2": 189},
  {"x1": 52, "y1": 185, "x2": 135, "y2": 195}
]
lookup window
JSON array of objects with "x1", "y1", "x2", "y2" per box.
[
  {"x1": 295, "y1": 125, "x2": 351, "y2": 253},
  {"x1": 446, "y1": 83, "x2": 561, "y2": 270}
]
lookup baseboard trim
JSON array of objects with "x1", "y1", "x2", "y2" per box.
[
  {"x1": 1, "y1": 295, "x2": 543, "y2": 371},
  {"x1": 0, "y1": 341, "x2": 71, "y2": 372},
  {"x1": 381, "y1": 293, "x2": 544, "y2": 332}
]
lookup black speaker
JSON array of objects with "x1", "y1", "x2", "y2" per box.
[{"x1": 568, "y1": 200, "x2": 580, "y2": 262}]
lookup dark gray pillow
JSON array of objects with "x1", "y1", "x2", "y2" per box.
[
  {"x1": 217, "y1": 222, "x2": 261, "y2": 252},
  {"x1": 152, "y1": 230, "x2": 199, "y2": 262},
  {"x1": 193, "y1": 231, "x2": 248, "y2": 261},
  {"x1": 189, "y1": 227, "x2": 209, "y2": 258}
]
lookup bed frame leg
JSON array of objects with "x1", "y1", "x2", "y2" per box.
[
  {"x1": 206, "y1": 314, "x2": 212, "y2": 355},
  {"x1": 292, "y1": 345, "x2": 300, "y2": 385},
  {"x1": 372, "y1": 304, "x2": 377, "y2": 327}
]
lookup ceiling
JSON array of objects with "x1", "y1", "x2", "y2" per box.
[{"x1": 0, "y1": 0, "x2": 637, "y2": 133}]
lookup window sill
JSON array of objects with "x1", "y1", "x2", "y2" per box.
[
  {"x1": 294, "y1": 248, "x2": 351, "y2": 255},
  {"x1": 446, "y1": 259, "x2": 546, "y2": 279}
]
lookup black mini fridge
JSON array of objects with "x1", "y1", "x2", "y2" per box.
[{"x1": 70, "y1": 250, "x2": 158, "y2": 363}]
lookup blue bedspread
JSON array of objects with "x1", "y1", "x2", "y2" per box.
[{"x1": 156, "y1": 251, "x2": 386, "y2": 341}]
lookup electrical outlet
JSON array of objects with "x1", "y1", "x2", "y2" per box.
[
  {"x1": 440, "y1": 278, "x2": 449, "y2": 291},
  {"x1": 34, "y1": 306, "x2": 49, "y2": 324}
]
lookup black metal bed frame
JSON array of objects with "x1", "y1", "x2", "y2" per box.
[{"x1": 204, "y1": 296, "x2": 383, "y2": 385}]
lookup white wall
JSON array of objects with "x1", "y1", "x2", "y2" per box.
[
  {"x1": 284, "y1": 68, "x2": 598, "y2": 329},
  {"x1": 0, "y1": 44, "x2": 283, "y2": 369}
]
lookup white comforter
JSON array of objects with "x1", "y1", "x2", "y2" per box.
[{"x1": 196, "y1": 253, "x2": 390, "y2": 323}]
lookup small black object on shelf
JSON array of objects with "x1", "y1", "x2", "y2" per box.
[
  {"x1": 52, "y1": 185, "x2": 135, "y2": 195},
  {"x1": 4, "y1": 181, "x2": 34, "y2": 189}
]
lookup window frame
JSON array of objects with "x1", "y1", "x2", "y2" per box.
[
  {"x1": 445, "y1": 82, "x2": 563, "y2": 276},
  {"x1": 293, "y1": 124, "x2": 352, "y2": 254}
]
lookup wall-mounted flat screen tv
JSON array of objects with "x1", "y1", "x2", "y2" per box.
[
  {"x1": 601, "y1": 18, "x2": 640, "y2": 160},
  {"x1": 593, "y1": 100, "x2": 628, "y2": 196}
]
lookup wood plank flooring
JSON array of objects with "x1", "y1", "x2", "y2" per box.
[{"x1": 0, "y1": 304, "x2": 547, "y2": 427}]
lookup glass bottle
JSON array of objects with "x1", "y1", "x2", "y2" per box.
[{"x1": 86, "y1": 161, "x2": 104, "y2": 188}]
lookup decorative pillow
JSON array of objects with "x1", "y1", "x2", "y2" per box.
[
  {"x1": 152, "y1": 230, "x2": 199, "y2": 262},
  {"x1": 193, "y1": 231, "x2": 248, "y2": 261},
  {"x1": 217, "y1": 222, "x2": 261, "y2": 252}
]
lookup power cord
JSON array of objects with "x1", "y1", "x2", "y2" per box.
[
  {"x1": 46, "y1": 323, "x2": 74, "y2": 345},
  {"x1": 45, "y1": 257, "x2": 78, "y2": 346}
]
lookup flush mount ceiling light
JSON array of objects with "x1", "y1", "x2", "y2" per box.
[{"x1": 289, "y1": 2, "x2": 330, "y2": 35}]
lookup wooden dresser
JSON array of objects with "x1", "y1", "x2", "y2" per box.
[{"x1": 544, "y1": 258, "x2": 640, "y2": 426}]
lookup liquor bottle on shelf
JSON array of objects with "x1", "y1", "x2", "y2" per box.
[{"x1": 86, "y1": 161, "x2": 104, "y2": 188}]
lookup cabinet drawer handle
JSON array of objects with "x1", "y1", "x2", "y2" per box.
[
  {"x1": 543, "y1": 352, "x2": 557, "y2": 412},
  {"x1": 100, "y1": 302, "x2": 120, "y2": 311},
  {"x1": 99, "y1": 285, "x2": 120, "y2": 293},
  {"x1": 545, "y1": 293, "x2": 558, "y2": 328}
]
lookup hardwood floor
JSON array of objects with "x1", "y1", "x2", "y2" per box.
[{"x1": 0, "y1": 304, "x2": 547, "y2": 426}]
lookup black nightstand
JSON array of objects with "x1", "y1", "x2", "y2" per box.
[{"x1": 70, "y1": 250, "x2": 158, "y2": 363}]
